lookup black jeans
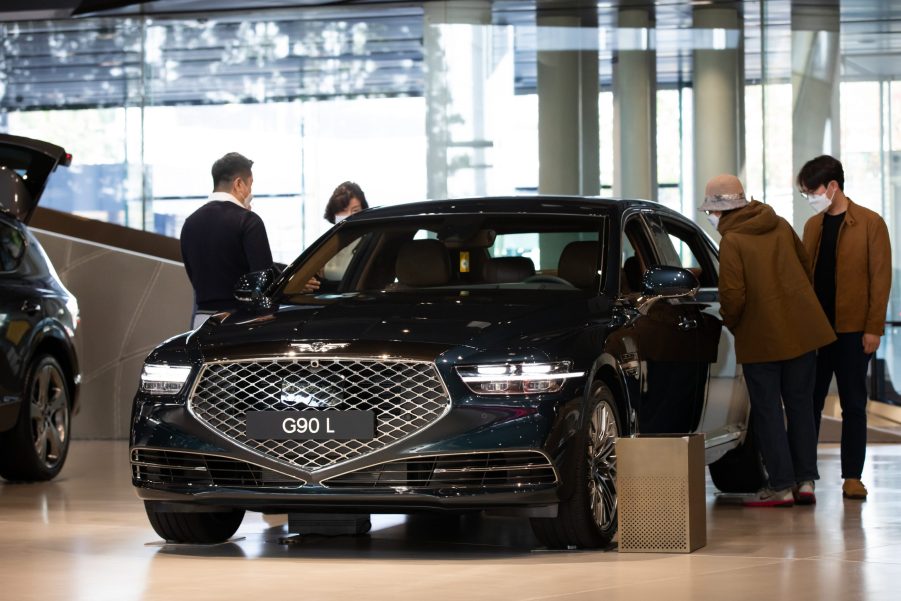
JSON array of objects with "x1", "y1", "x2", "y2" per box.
[
  {"x1": 743, "y1": 352, "x2": 819, "y2": 490},
  {"x1": 812, "y1": 332, "x2": 871, "y2": 479}
]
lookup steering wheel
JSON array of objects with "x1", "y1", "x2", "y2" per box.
[{"x1": 522, "y1": 274, "x2": 573, "y2": 286}]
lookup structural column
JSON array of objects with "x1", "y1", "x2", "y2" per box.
[
  {"x1": 424, "y1": 1, "x2": 492, "y2": 200},
  {"x1": 791, "y1": 2, "x2": 840, "y2": 230},
  {"x1": 536, "y1": 0, "x2": 599, "y2": 196},
  {"x1": 692, "y1": 4, "x2": 744, "y2": 236},
  {"x1": 613, "y1": 5, "x2": 656, "y2": 201}
]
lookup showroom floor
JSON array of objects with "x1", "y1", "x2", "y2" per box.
[{"x1": 1, "y1": 441, "x2": 899, "y2": 601}]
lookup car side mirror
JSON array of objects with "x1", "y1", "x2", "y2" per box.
[
  {"x1": 636, "y1": 265, "x2": 699, "y2": 314},
  {"x1": 234, "y1": 267, "x2": 278, "y2": 309}
]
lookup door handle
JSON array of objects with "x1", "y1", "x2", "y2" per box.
[
  {"x1": 677, "y1": 316, "x2": 698, "y2": 331},
  {"x1": 21, "y1": 300, "x2": 41, "y2": 315}
]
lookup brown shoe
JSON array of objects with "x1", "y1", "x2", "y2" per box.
[{"x1": 842, "y1": 479, "x2": 868, "y2": 499}]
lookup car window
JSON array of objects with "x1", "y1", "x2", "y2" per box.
[
  {"x1": 653, "y1": 216, "x2": 719, "y2": 287},
  {"x1": 280, "y1": 214, "x2": 607, "y2": 299},
  {"x1": 620, "y1": 215, "x2": 655, "y2": 295},
  {"x1": 0, "y1": 221, "x2": 26, "y2": 273}
]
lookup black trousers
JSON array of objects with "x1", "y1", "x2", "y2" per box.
[
  {"x1": 812, "y1": 332, "x2": 871, "y2": 480},
  {"x1": 743, "y1": 351, "x2": 819, "y2": 491}
]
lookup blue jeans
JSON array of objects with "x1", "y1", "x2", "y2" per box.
[
  {"x1": 743, "y1": 351, "x2": 820, "y2": 490},
  {"x1": 812, "y1": 332, "x2": 871, "y2": 479}
]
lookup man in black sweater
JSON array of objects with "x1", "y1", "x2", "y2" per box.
[{"x1": 181, "y1": 152, "x2": 273, "y2": 328}]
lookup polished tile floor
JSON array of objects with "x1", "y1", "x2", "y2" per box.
[{"x1": 1, "y1": 441, "x2": 900, "y2": 601}]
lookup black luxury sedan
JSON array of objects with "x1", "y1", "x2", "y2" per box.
[
  {"x1": 0, "y1": 134, "x2": 80, "y2": 482},
  {"x1": 131, "y1": 196, "x2": 763, "y2": 547}
]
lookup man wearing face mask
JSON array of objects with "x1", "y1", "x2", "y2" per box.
[
  {"x1": 798, "y1": 155, "x2": 892, "y2": 500},
  {"x1": 180, "y1": 152, "x2": 274, "y2": 328},
  {"x1": 702, "y1": 174, "x2": 835, "y2": 506}
]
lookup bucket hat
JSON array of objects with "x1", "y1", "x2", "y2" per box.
[{"x1": 699, "y1": 174, "x2": 748, "y2": 211}]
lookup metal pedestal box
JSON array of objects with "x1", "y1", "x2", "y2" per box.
[{"x1": 617, "y1": 433, "x2": 706, "y2": 553}]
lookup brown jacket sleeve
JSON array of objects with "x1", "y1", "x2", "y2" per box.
[
  {"x1": 866, "y1": 216, "x2": 892, "y2": 336},
  {"x1": 718, "y1": 234, "x2": 745, "y2": 331}
]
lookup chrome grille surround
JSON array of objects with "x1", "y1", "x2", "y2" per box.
[
  {"x1": 187, "y1": 357, "x2": 450, "y2": 472},
  {"x1": 321, "y1": 450, "x2": 559, "y2": 494},
  {"x1": 131, "y1": 448, "x2": 305, "y2": 489}
]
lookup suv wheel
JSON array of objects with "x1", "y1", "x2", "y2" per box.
[
  {"x1": 0, "y1": 355, "x2": 70, "y2": 481},
  {"x1": 531, "y1": 384, "x2": 620, "y2": 549},
  {"x1": 145, "y1": 503, "x2": 245, "y2": 544}
]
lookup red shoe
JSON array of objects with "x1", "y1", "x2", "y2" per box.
[{"x1": 743, "y1": 487, "x2": 794, "y2": 507}]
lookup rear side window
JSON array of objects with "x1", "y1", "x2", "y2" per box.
[{"x1": 0, "y1": 221, "x2": 26, "y2": 273}]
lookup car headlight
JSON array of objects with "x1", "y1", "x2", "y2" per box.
[
  {"x1": 140, "y1": 364, "x2": 193, "y2": 395},
  {"x1": 455, "y1": 361, "x2": 584, "y2": 395}
]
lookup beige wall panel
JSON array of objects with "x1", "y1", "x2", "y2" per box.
[{"x1": 32, "y1": 230, "x2": 193, "y2": 439}]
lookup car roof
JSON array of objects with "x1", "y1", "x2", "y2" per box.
[{"x1": 346, "y1": 195, "x2": 683, "y2": 221}]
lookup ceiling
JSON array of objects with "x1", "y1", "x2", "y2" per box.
[{"x1": 0, "y1": 1, "x2": 898, "y2": 111}]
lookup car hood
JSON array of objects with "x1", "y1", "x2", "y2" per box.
[
  {"x1": 189, "y1": 290, "x2": 594, "y2": 359},
  {"x1": 0, "y1": 134, "x2": 71, "y2": 223}
]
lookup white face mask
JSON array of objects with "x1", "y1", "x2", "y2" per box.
[
  {"x1": 807, "y1": 188, "x2": 833, "y2": 214},
  {"x1": 706, "y1": 213, "x2": 719, "y2": 229},
  {"x1": 243, "y1": 193, "x2": 253, "y2": 209},
  {"x1": 334, "y1": 213, "x2": 347, "y2": 223}
]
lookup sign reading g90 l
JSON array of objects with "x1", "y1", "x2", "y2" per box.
[{"x1": 245, "y1": 410, "x2": 375, "y2": 440}]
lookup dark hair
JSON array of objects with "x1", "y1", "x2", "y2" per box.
[
  {"x1": 324, "y1": 181, "x2": 368, "y2": 224},
  {"x1": 211, "y1": 152, "x2": 253, "y2": 190},
  {"x1": 797, "y1": 155, "x2": 844, "y2": 192}
]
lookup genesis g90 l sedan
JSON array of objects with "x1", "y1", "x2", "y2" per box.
[{"x1": 131, "y1": 197, "x2": 761, "y2": 547}]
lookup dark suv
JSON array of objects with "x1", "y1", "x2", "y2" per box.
[
  {"x1": 0, "y1": 134, "x2": 80, "y2": 482},
  {"x1": 131, "y1": 197, "x2": 762, "y2": 547}
]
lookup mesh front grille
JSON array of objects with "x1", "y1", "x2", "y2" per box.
[
  {"x1": 189, "y1": 358, "x2": 449, "y2": 471},
  {"x1": 131, "y1": 448, "x2": 304, "y2": 488},
  {"x1": 323, "y1": 451, "x2": 557, "y2": 494}
]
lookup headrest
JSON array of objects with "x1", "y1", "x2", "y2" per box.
[
  {"x1": 483, "y1": 256, "x2": 536, "y2": 283},
  {"x1": 395, "y1": 239, "x2": 451, "y2": 287},
  {"x1": 558, "y1": 241, "x2": 600, "y2": 290}
]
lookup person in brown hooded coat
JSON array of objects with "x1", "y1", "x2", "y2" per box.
[{"x1": 701, "y1": 174, "x2": 836, "y2": 507}]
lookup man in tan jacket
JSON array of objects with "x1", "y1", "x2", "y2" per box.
[
  {"x1": 798, "y1": 155, "x2": 892, "y2": 500},
  {"x1": 702, "y1": 174, "x2": 835, "y2": 506}
]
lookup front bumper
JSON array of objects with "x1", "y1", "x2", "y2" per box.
[{"x1": 130, "y1": 391, "x2": 581, "y2": 512}]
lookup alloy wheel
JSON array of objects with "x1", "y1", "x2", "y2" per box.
[
  {"x1": 29, "y1": 363, "x2": 68, "y2": 470},
  {"x1": 587, "y1": 400, "x2": 618, "y2": 531}
]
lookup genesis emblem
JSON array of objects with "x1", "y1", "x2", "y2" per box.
[{"x1": 291, "y1": 342, "x2": 350, "y2": 353}]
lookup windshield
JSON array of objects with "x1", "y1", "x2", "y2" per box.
[{"x1": 278, "y1": 213, "x2": 607, "y2": 302}]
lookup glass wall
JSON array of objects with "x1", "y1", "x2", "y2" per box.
[{"x1": 0, "y1": 1, "x2": 898, "y2": 274}]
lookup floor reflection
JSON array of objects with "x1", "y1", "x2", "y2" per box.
[{"x1": 2, "y1": 441, "x2": 901, "y2": 601}]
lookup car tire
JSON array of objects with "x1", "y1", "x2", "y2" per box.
[
  {"x1": 145, "y1": 503, "x2": 245, "y2": 544},
  {"x1": 708, "y1": 424, "x2": 766, "y2": 493},
  {"x1": 530, "y1": 383, "x2": 620, "y2": 549},
  {"x1": 0, "y1": 355, "x2": 70, "y2": 482}
]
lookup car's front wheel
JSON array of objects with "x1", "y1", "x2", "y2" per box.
[
  {"x1": 145, "y1": 503, "x2": 245, "y2": 544},
  {"x1": 0, "y1": 355, "x2": 70, "y2": 481},
  {"x1": 531, "y1": 384, "x2": 620, "y2": 549}
]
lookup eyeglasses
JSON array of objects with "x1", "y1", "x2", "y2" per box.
[{"x1": 799, "y1": 184, "x2": 828, "y2": 200}]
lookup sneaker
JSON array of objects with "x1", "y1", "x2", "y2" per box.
[
  {"x1": 842, "y1": 478, "x2": 868, "y2": 499},
  {"x1": 793, "y1": 480, "x2": 816, "y2": 505},
  {"x1": 743, "y1": 487, "x2": 795, "y2": 507}
]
